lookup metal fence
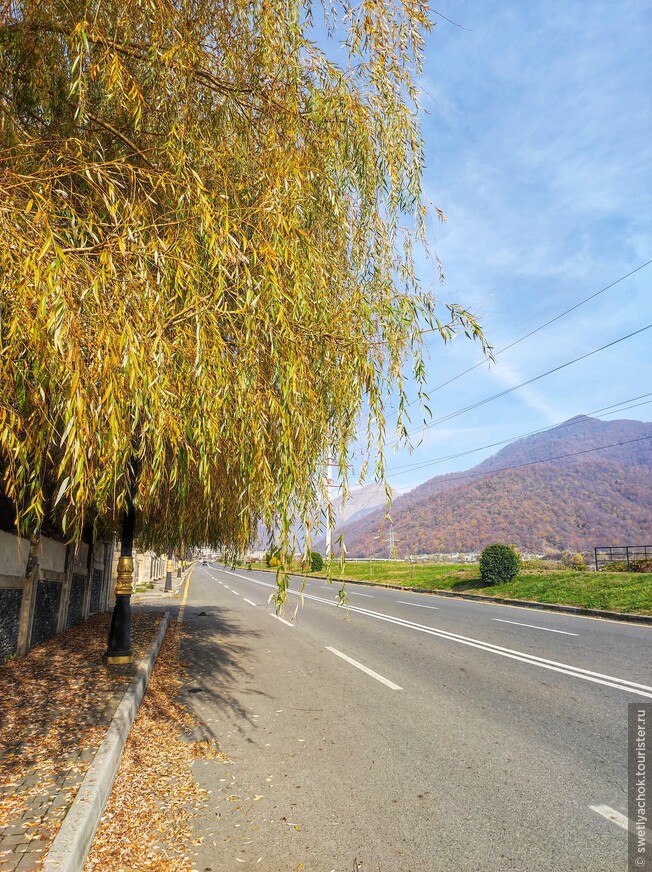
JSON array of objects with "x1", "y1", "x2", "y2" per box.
[{"x1": 594, "y1": 545, "x2": 652, "y2": 571}]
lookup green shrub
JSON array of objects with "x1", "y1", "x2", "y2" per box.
[
  {"x1": 571, "y1": 552, "x2": 587, "y2": 571},
  {"x1": 602, "y1": 558, "x2": 652, "y2": 573},
  {"x1": 630, "y1": 558, "x2": 652, "y2": 573},
  {"x1": 521, "y1": 559, "x2": 562, "y2": 571},
  {"x1": 560, "y1": 551, "x2": 587, "y2": 571},
  {"x1": 480, "y1": 543, "x2": 521, "y2": 585},
  {"x1": 310, "y1": 551, "x2": 324, "y2": 572}
]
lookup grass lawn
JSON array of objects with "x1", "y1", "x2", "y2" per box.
[{"x1": 251, "y1": 560, "x2": 652, "y2": 615}]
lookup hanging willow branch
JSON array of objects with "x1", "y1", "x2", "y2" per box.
[{"x1": 0, "y1": 1, "x2": 487, "y2": 589}]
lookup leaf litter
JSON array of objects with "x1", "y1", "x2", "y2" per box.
[
  {"x1": 0, "y1": 612, "x2": 159, "y2": 847},
  {"x1": 1, "y1": 611, "x2": 222, "y2": 871},
  {"x1": 85, "y1": 620, "x2": 223, "y2": 871}
]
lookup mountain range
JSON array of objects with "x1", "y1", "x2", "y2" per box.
[{"x1": 328, "y1": 416, "x2": 652, "y2": 557}]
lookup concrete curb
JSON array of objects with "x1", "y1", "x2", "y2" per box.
[
  {"x1": 254, "y1": 567, "x2": 652, "y2": 626},
  {"x1": 42, "y1": 611, "x2": 171, "y2": 872}
]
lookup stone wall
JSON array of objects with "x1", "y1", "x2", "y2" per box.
[
  {"x1": 89, "y1": 567, "x2": 103, "y2": 615},
  {"x1": 0, "y1": 529, "x2": 176, "y2": 662},
  {"x1": 0, "y1": 589, "x2": 22, "y2": 661},
  {"x1": 31, "y1": 580, "x2": 62, "y2": 647},
  {"x1": 66, "y1": 572, "x2": 87, "y2": 628},
  {"x1": 0, "y1": 530, "x2": 115, "y2": 662}
]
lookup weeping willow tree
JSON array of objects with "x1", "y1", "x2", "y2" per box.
[{"x1": 0, "y1": 0, "x2": 485, "y2": 655}]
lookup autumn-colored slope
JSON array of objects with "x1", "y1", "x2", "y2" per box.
[{"x1": 340, "y1": 417, "x2": 652, "y2": 556}]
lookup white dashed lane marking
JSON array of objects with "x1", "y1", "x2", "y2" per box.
[
  {"x1": 213, "y1": 569, "x2": 652, "y2": 699},
  {"x1": 589, "y1": 804, "x2": 638, "y2": 835},
  {"x1": 270, "y1": 614, "x2": 294, "y2": 628},
  {"x1": 326, "y1": 647, "x2": 402, "y2": 690},
  {"x1": 493, "y1": 618, "x2": 578, "y2": 636}
]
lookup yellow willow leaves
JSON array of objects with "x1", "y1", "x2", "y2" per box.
[{"x1": 0, "y1": 1, "x2": 487, "y2": 572}]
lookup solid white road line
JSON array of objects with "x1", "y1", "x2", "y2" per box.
[
  {"x1": 244, "y1": 598, "x2": 257, "y2": 606},
  {"x1": 493, "y1": 618, "x2": 578, "y2": 636},
  {"x1": 326, "y1": 646, "x2": 402, "y2": 690},
  {"x1": 589, "y1": 805, "x2": 631, "y2": 832},
  {"x1": 396, "y1": 601, "x2": 439, "y2": 610},
  {"x1": 213, "y1": 569, "x2": 652, "y2": 698},
  {"x1": 270, "y1": 613, "x2": 294, "y2": 628}
]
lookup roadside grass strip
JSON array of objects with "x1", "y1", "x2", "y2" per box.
[
  {"x1": 326, "y1": 647, "x2": 402, "y2": 690},
  {"x1": 221, "y1": 569, "x2": 652, "y2": 699}
]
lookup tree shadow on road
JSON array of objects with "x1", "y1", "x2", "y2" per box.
[{"x1": 178, "y1": 605, "x2": 268, "y2": 744}]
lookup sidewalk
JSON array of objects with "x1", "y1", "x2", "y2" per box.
[
  {"x1": 131, "y1": 569, "x2": 188, "y2": 602},
  {"x1": 0, "y1": 571, "x2": 190, "y2": 872}
]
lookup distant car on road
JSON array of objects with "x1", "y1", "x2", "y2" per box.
[{"x1": 202, "y1": 560, "x2": 208, "y2": 565}]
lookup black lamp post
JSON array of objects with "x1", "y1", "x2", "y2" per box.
[
  {"x1": 164, "y1": 545, "x2": 173, "y2": 591},
  {"x1": 105, "y1": 463, "x2": 137, "y2": 664},
  {"x1": 105, "y1": 466, "x2": 137, "y2": 664}
]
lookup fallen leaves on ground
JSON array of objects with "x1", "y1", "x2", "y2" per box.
[
  {"x1": 0, "y1": 612, "x2": 160, "y2": 840},
  {"x1": 84, "y1": 621, "x2": 222, "y2": 871}
]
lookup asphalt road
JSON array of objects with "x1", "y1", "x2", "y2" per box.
[{"x1": 180, "y1": 564, "x2": 652, "y2": 872}]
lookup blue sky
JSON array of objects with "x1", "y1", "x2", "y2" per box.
[{"x1": 356, "y1": 0, "x2": 652, "y2": 491}]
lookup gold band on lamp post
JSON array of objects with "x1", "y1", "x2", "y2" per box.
[
  {"x1": 115, "y1": 556, "x2": 135, "y2": 595},
  {"x1": 105, "y1": 556, "x2": 134, "y2": 664},
  {"x1": 165, "y1": 549, "x2": 173, "y2": 592}
]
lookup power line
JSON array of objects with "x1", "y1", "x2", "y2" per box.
[
  {"x1": 387, "y1": 393, "x2": 652, "y2": 476},
  {"x1": 387, "y1": 435, "x2": 652, "y2": 487},
  {"x1": 412, "y1": 258, "x2": 652, "y2": 403},
  {"x1": 390, "y1": 322, "x2": 652, "y2": 445}
]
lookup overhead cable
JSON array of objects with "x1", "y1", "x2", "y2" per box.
[
  {"x1": 387, "y1": 393, "x2": 652, "y2": 474},
  {"x1": 390, "y1": 323, "x2": 652, "y2": 445},
  {"x1": 387, "y1": 435, "x2": 652, "y2": 486},
  {"x1": 413, "y1": 257, "x2": 652, "y2": 402}
]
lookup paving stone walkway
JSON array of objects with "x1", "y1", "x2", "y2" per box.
[
  {"x1": 0, "y1": 592, "x2": 181, "y2": 872},
  {"x1": 0, "y1": 729, "x2": 119, "y2": 872}
]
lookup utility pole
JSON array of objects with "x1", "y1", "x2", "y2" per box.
[
  {"x1": 324, "y1": 458, "x2": 354, "y2": 562},
  {"x1": 325, "y1": 456, "x2": 334, "y2": 562}
]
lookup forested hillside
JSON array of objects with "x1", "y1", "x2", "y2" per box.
[{"x1": 338, "y1": 417, "x2": 652, "y2": 556}]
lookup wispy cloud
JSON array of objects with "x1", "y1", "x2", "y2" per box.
[{"x1": 381, "y1": 0, "x2": 652, "y2": 485}]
